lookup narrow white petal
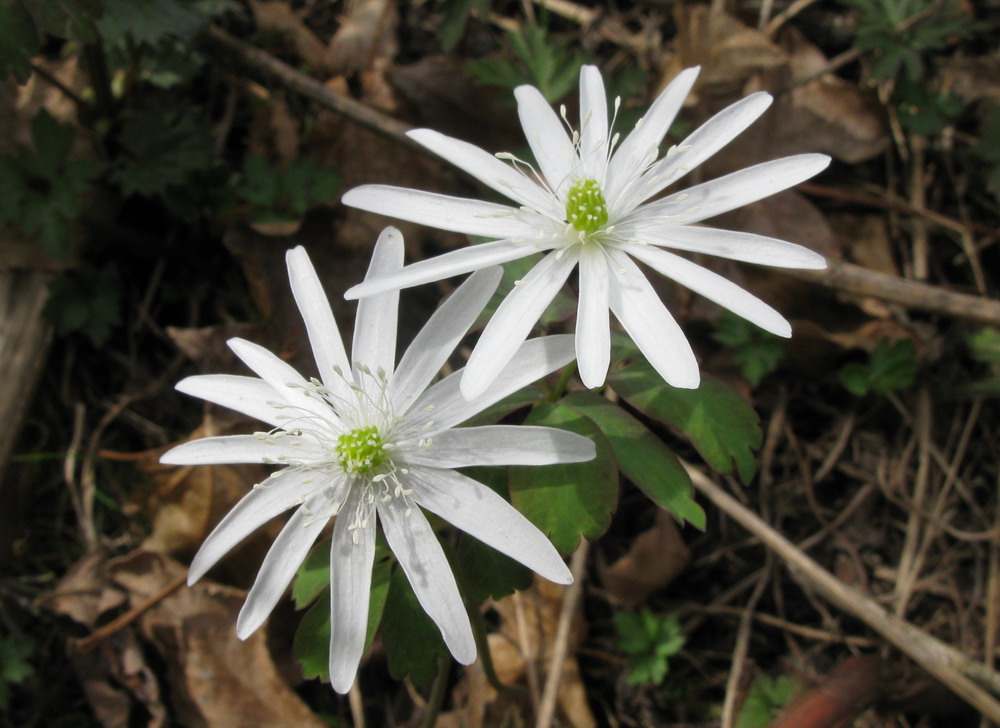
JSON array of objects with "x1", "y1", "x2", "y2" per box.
[
  {"x1": 188, "y1": 469, "x2": 335, "y2": 584},
  {"x1": 175, "y1": 374, "x2": 284, "y2": 428},
  {"x1": 160, "y1": 434, "x2": 324, "y2": 465},
  {"x1": 237, "y1": 488, "x2": 339, "y2": 639},
  {"x1": 606, "y1": 66, "x2": 700, "y2": 207},
  {"x1": 390, "y1": 267, "x2": 503, "y2": 413},
  {"x1": 345, "y1": 239, "x2": 538, "y2": 300},
  {"x1": 606, "y1": 249, "x2": 700, "y2": 389},
  {"x1": 341, "y1": 186, "x2": 538, "y2": 239},
  {"x1": 461, "y1": 249, "x2": 578, "y2": 400},
  {"x1": 227, "y1": 338, "x2": 337, "y2": 425},
  {"x1": 632, "y1": 154, "x2": 831, "y2": 225},
  {"x1": 286, "y1": 247, "x2": 354, "y2": 400},
  {"x1": 352, "y1": 227, "x2": 403, "y2": 380},
  {"x1": 578, "y1": 65, "x2": 609, "y2": 180},
  {"x1": 405, "y1": 128, "x2": 560, "y2": 216},
  {"x1": 407, "y1": 467, "x2": 573, "y2": 583},
  {"x1": 576, "y1": 247, "x2": 611, "y2": 388},
  {"x1": 626, "y1": 245, "x2": 791, "y2": 337},
  {"x1": 328, "y1": 486, "x2": 375, "y2": 694},
  {"x1": 401, "y1": 334, "x2": 576, "y2": 436},
  {"x1": 401, "y1": 425, "x2": 595, "y2": 468},
  {"x1": 632, "y1": 92, "x2": 774, "y2": 206},
  {"x1": 515, "y1": 84, "x2": 576, "y2": 197},
  {"x1": 623, "y1": 224, "x2": 827, "y2": 269},
  {"x1": 378, "y1": 497, "x2": 476, "y2": 664}
]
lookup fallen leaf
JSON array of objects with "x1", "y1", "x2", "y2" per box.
[
  {"x1": 603, "y1": 508, "x2": 691, "y2": 608},
  {"x1": 327, "y1": 0, "x2": 397, "y2": 75},
  {"x1": 249, "y1": 0, "x2": 334, "y2": 77}
]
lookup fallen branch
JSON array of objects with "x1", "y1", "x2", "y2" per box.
[
  {"x1": 683, "y1": 461, "x2": 1000, "y2": 721},
  {"x1": 785, "y1": 260, "x2": 1000, "y2": 326}
]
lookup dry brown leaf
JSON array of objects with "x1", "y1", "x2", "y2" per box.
[
  {"x1": 328, "y1": 0, "x2": 397, "y2": 75},
  {"x1": 249, "y1": 0, "x2": 334, "y2": 77},
  {"x1": 166, "y1": 323, "x2": 263, "y2": 374},
  {"x1": 247, "y1": 93, "x2": 300, "y2": 169},
  {"x1": 137, "y1": 416, "x2": 275, "y2": 581},
  {"x1": 441, "y1": 577, "x2": 596, "y2": 728},
  {"x1": 603, "y1": 509, "x2": 690, "y2": 609}
]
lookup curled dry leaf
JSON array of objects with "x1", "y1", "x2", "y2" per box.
[
  {"x1": 328, "y1": 0, "x2": 397, "y2": 76},
  {"x1": 603, "y1": 509, "x2": 691, "y2": 609},
  {"x1": 249, "y1": 0, "x2": 335, "y2": 77}
]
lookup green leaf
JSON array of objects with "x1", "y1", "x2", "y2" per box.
[
  {"x1": 454, "y1": 531, "x2": 532, "y2": 605},
  {"x1": 968, "y1": 327, "x2": 1000, "y2": 364},
  {"x1": 292, "y1": 559, "x2": 391, "y2": 681},
  {"x1": 509, "y1": 402, "x2": 618, "y2": 554},
  {"x1": 381, "y1": 565, "x2": 449, "y2": 685},
  {"x1": 559, "y1": 391, "x2": 704, "y2": 529},
  {"x1": 838, "y1": 338, "x2": 917, "y2": 397},
  {"x1": 292, "y1": 539, "x2": 331, "y2": 608},
  {"x1": 614, "y1": 610, "x2": 683, "y2": 686},
  {"x1": 610, "y1": 358, "x2": 762, "y2": 483},
  {"x1": 736, "y1": 674, "x2": 797, "y2": 728},
  {"x1": 97, "y1": 0, "x2": 205, "y2": 45},
  {"x1": 713, "y1": 312, "x2": 785, "y2": 386}
]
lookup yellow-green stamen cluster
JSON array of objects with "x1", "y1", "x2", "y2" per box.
[
  {"x1": 565, "y1": 178, "x2": 609, "y2": 234},
  {"x1": 336, "y1": 425, "x2": 385, "y2": 474}
]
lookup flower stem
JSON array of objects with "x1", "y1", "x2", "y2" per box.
[
  {"x1": 420, "y1": 653, "x2": 451, "y2": 728},
  {"x1": 547, "y1": 362, "x2": 578, "y2": 403}
]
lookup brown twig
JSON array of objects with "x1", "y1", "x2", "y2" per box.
[
  {"x1": 683, "y1": 461, "x2": 1000, "y2": 721},
  {"x1": 535, "y1": 540, "x2": 589, "y2": 728},
  {"x1": 74, "y1": 572, "x2": 188, "y2": 653},
  {"x1": 784, "y1": 259, "x2": 1000, "y2": 326}
]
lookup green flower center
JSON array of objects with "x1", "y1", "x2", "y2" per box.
[
  {"x1": 565, "y1": 178, "x2": 609, "y2": 234},
  {"x1": 336, "y1": 425, "x2": 385, "y2": 474}
]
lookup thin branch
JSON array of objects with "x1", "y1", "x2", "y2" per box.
[{"x1": 684, "y1": 461, "x2": 1000, "y2": 721}]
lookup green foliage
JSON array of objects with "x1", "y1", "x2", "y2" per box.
[
  {"x1": 454, "y1": 532, "x2": 532, "y2": 605},
  {"x1": 0, "y1": 631, "x2": 34, "y2": 710},
  {"x1": 974, "y1": 105, "x2": 1000, "y2": 204},
  {"x1": 736, "y1": 674, "x2": 797, "y2": 728},
  {"x1": 466, "y1": 18, "x2": 588, "y2": 103},
  {"x1": 839, "y1": 338, "x2": 917, "y2": 396},
  {"x1": 614, "y1": 610, "x2": 684, "y2": 686},
  {"x1": 559, "y1": 391, "x2": 704, "y2": 529},
  {"x1": 0, "y1": 0, "x2": 102, "y2": 81},
  {"x1": 381, "y1": 565, "x2": 449, "y2": 685},
  {"x1": 712, "y1": 312, "x2": 785, "y2": 387},
  {"x1": 233, "y1": 155, "x2": 341, "y2": 224},
  {"x1": 110, "y1": 104, "x2": 215, "y2": 199},
  {"x1": 845, "y1": 0, "x2": 980, "y2": 82},
  {"x1": 509, "y1": 402, "x2": 619, "y2": 554},
  {"x1": 958, "y1": 327, "x2": 1000, "y2": 397},
  {"x1": 96, "y1": 0, "x2": 206, "y2": 46},
  {"x1": 610, "y1": 355, "x2": 764, "y2": 484},
  {"x1": 437, "y1": 0, "x2": 492, "y2": 52},
  {"x1": 45, "y1": 263, "x2": 122, "y2": 346},
  {"x1": 0, "y1": 110, "x2": 102, "y2": 258},
  {"x1": 895, "y1": 77, "x2": 964, "y2": 134}
]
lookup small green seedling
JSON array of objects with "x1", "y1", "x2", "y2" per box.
[
  {"x1": 839, "y1": 338, "x2": 918, "y2": 397},
  {"x1": 615, "y1": 610, "x2": 685, "y2": 686},
  {"x1": 735, "y1": 673, "x2": 797, "y2": 728},
  {"x1": 713, "y1": 311, "x2": 785, "y2": 386}
]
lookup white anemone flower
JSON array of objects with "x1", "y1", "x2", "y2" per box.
[
  {"x1": 342, "y1": 65, "x2": 830, "y2": 397},
  {"x1": 160, "y1": 228, "x2": 592, "y2": 694}
]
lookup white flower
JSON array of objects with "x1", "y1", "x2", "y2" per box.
[
  {"x1": 342, "y1": 66, "x2": 830, "y2": 397},
  {"x1": 160, "y1": 228, "x2": 592, "y2": 693}
]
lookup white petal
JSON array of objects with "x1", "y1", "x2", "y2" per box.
[
  {"x1": 390, "y1": 267, "x2": 503, "y2": 413},
  {"x1": 578, "y1": 65, "x2": 609, "y2": 180},
  {"x1": 633, "y1": 153, "x2": 832, "y2": 224},
  {"x1": 285, "y1": 247, "x2": 354, "y2": 400},
  {"x1": 352, "y1": 227, "x2": 403, "y2": 381},
  {"x1": 341, "y1": 186, "x2": 538, "y2": 239},
  {"x1": 328, "y1": 486, "x2": 376, "y2": 694},
  {"x1": 461, "y1": 249, "x2": 579, "y2": 400},
  {"x1": 401, "y1": 425, "x2": 595, "y2": 468},
  {"x1": 188, "y1": 469, "x2": 334, "y2": 584},
  {"x1": 237, "y1": 487, "x2": 339, "y2": 639},
  {"x1": 401, "y1": 334, "x2": 576, "y2": 436},
  {"x1": 632, "y1": 92, "x2": 774, "y2": 205},
  {"x1": 407, "y1": 466, "x2": 573, "y2": 583},
  {"x1": 576, "y1": 246, "x2": 611, "y2": 388},
  {"x1": 606, "y1": 67, "x2": 699, "y2": 207},
  {"x1": 626, "y1": 244, "x2": 791, "y2": 337},
  {"x1": 406, "y1": 128, "x2": 560, "y2": 216},
  {"x1": 228, "y1": 338, "x2": 336, "y2": 425},
  {"x1": 345, "y1": 239, "x2": 538, "y2": 300},
  {"x1": 175, "y1": 374, "x2": 284, "y2": 428},
  {"x1": 160, "y1": 434, "x2": 324, "y2": 465},
  {"x1": 606, "y1": 249, "x2": 700, "y2": 389},
  {"x1": 378, "y1": 497, "x2": 476, "y2": 664},
  {"x1": 623, "y1": 224, "x2": 827, "y2": 269},
  {"x1": 515, "y1": 84, "x2": 576, "y2": 197}
]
